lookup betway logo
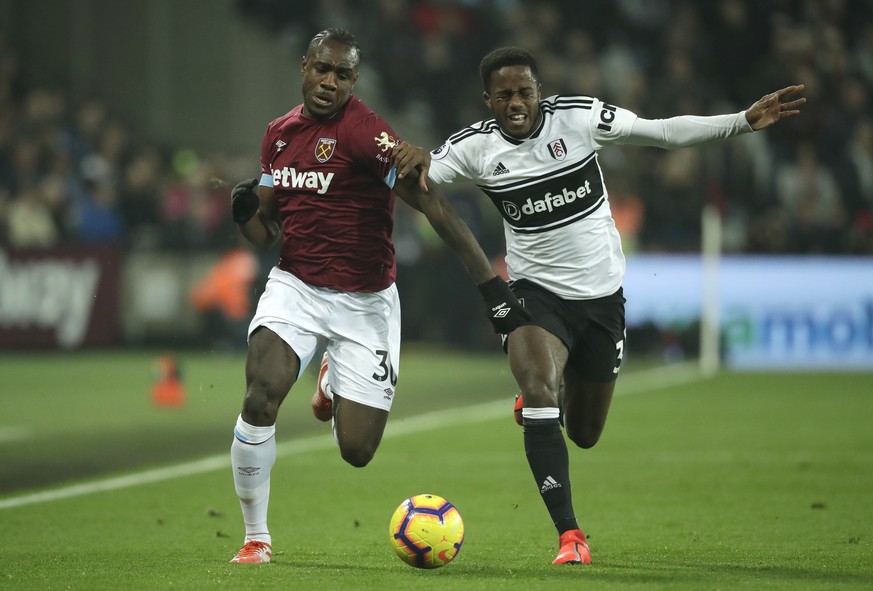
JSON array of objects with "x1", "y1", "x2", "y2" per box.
[
  {"x1": 502, "y1": 180, "x2": 592, "y2": 222},
  {"x1": 0, "y1": 250, "x2": 99, "y2": 348},
  {"x1": 272, "y1": 167, "x2": 334, "y2": 194}
]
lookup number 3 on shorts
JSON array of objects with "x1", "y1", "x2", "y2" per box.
[
  {"x1": 614, "y1": 339, "x2": 624, "y2": 374},
  {"x1": 373, "y1": 349, "x2": 398, "y2": 386}
]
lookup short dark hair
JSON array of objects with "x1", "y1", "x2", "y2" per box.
[
  {"x1": 307, "y1": 28, "x2": 361, "y2": 67},
  {"x1": 479, "y1": 47, "x2": 539, "y2": 91}
]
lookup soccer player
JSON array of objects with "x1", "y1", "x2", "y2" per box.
[
  {"x1": 227, "y1": 30, "x2": 527, "y2": 564},
  {"x1": 396, "y1": 47, "x2": 805, "y2": 565}
]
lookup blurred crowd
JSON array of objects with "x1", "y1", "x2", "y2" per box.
[
  {"x1": 244, "y1": 0, "x2": 873, "y2": 256},
  {"x1": 1, "y1": 0, "x2": 872, "y2": 258},
  {"x1": 0, "y1": 35, "x2": 246, "y2": 252}
]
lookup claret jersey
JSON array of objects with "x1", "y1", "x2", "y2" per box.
[
  {"x1": 428, "y1": 95, "x2": 636, "y2": 300},
  {"x1": 258, "y1": 96, "x2": 400, "y2": 292}
]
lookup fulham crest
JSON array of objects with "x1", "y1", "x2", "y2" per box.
[{"x1": 547, "y1": 139, "x2": 567, "y2": 161}]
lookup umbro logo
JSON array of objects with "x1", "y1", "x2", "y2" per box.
[
  {"x1": 237, "y1": 466, "x2": 260, "y2": 476},
  {"x1": 492, "y1": 304, "x2": 510, "y2": 318},
  {"x1": 275, "y1": 140, "x2": 287, "y2": 151},
  {"x1": 491, "y1": 162, "x2": 510, "y2": 176},
  {"x1": 541, "y1": 475, "x2": 562, "y2": 493}
]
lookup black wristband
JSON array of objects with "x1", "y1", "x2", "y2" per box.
[{"x1": 477, "y1": 276, "x2": 507, "y2": 299}]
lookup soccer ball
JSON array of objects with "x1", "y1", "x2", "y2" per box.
[{"x1": 388, "y1": 494, "x2": 465, "y2": 569}]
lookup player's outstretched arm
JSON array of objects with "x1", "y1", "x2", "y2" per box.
[
  {"x1": 394, "y1": 174, "x2": 492, "y2": 283},
  {"x1": 394, "y1": 175, "x2": 530, "y2": 333},
  {"x1": 744, "y1": 84, "x2": 806, "y2": 131}
]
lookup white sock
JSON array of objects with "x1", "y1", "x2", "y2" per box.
[{"x1": 231, "y1": 415, "x2": 276, "y2": 546}]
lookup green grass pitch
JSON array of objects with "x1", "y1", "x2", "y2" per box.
[{"x1": 1, "y1": 348, "x2": 871, "y2": 590}]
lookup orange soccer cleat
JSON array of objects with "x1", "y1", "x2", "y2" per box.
[
  {"x1": 230, "y1": 540, "x2": 272, "y2": 564},
  {"x1": 552, "y1": 529, "x2": 591, "y2": 565},
  {"x1": 311, "y1": 352, "x2": 333, "y2": 422}
]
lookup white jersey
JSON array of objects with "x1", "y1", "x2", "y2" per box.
[{"x1": 428, "y1": 94, "x2": 752, "y2": 299}]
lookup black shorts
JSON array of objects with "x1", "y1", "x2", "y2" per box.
[{"x1": 506, "y1": 279, "x2": 626, "y2": 383}]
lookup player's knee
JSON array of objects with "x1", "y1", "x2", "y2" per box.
[
  {"x1": 241, "y1": 384, "x2": 280, "y2": 426},
  {"x1": 340, "y1": 445, "x2": 376, "y2": 468},
  {"x1": 565, "y1": 424, "x2": 603, "y2": 449}
]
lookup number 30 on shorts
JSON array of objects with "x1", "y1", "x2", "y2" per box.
[{"x1": 373, "y1": 349, "x2": 398, "y2": 386}]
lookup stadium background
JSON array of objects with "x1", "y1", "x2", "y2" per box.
[
  {"x1": 2, "y1": 4, "x2": 872, "y2": 588},
  {"x1": 1, "y1": 0, "x2": 871, "y2": 356}
]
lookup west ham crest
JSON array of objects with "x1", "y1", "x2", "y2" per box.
[
  {"x1": 315, "y1": 138, "x2": 337, "y2": 163},
  {"x1": 547, "y1": 138, "x2": 567, "y2": 161}
]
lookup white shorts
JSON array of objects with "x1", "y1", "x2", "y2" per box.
[{"x1": 248, "y1": 267, "x2": 400, "y2": 411}]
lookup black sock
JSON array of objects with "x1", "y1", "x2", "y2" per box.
[{"x1": 523, "y1": 417, "x2": 579, "y2": 535}]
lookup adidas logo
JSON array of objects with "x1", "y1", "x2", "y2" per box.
[
  {"x1": 541, "y1": 475, "x2": 562, "y2": 493},
  {"x1": 491, "y1": 162, "x2": 509, "y2": 176}
]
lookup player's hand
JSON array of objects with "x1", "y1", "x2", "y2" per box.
[
  {"x1": 392, "y1": 141, "x2": 431, "y2": 192},
  {"x1": 231, "y1": 178, "x2": 260, "y2": 224},
  {"x1": 745, "y1": 84, "x2": 806, "y2": 131},
  {"x1": 477, "y1": 276, "x2": 531, "y2": 334}
]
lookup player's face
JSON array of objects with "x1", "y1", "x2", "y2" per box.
[
  {"x1": 483, "y1": 65, "x2": 542, "y2": 139},
  {"x1": 300, "y1": 39, "x2": 359, "y2": 119}
]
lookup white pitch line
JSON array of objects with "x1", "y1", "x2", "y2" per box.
[
  {"x1": 0, "y1": 362, "x2": 702, "y2": 511},
  {"x1": 0, "y1": 426, "x2": 31, "y2": 444}
]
